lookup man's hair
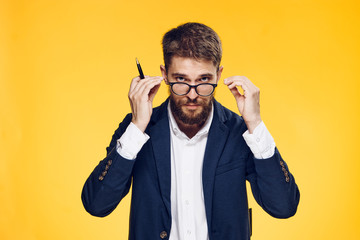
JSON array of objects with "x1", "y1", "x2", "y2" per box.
[{"x1": 162, "y1": 22, "x2": 222, "y2": 71}]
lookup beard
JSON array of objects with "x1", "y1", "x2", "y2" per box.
[{"x1": 169, "y1": 93, "x2": 214, "y2": 126}]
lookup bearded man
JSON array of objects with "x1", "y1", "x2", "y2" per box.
[{"x1": 82, "y1": 22, "x2": 300, "y2": 240}]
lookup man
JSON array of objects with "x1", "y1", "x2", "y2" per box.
[{"x1": 82, "y1": 22, "x2": 300, "y2": 240}]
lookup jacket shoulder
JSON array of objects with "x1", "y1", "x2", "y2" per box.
[{"x1": 214, "y1": 100, "x2": 247, "y2": 131}]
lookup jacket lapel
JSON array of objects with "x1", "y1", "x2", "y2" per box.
[
  {"x1": 202, "y1": 101, "x2": 230, "y2": 229},
  {"x1": 148, "y1": 100, "x2": 172, "y2": 217}
]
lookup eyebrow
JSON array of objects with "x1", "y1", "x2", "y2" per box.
[
  {"x1": 171, "y1": 73, "x2": 187, "y2": 77},
  {"x1": 171, "y1": 73, "x2": 214, "y2": 78},
  {"x1": 199, "y1": 73, "x2": 214, "y2": 78}
]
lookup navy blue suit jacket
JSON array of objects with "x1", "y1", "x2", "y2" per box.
[{"x1": 82, "y1": 99, "x2": 300, "y2": 240}]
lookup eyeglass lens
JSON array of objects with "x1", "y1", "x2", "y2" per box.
[{"x1": 172, "y1": 83, "x2": 214, "y2": 96}]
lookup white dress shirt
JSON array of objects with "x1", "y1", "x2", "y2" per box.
[
  {"x1": 116, "y1": 102, "x2": 275, "y2": 240},
  {"x1": 167, "y1": 104, "x2": 213, "y2": 240}
]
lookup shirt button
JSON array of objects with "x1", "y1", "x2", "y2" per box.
[
  {"x1": 160, "y1": 231, "x2": 167, "y2": 239},
  {"x1": 256, "y1": 137, "x2": 260, "y2": 142},
  {"x1": 187, "y1": 230, "x2": 191, "y2": 235},
  {"x1": 185, "y1": 200, "x2": 190, "y2": 205}
]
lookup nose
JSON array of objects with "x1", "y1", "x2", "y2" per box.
[{"x1": 187, "y1": 86, "x2": 198, "y2": 100}]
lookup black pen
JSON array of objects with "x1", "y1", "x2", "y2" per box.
[{"x1": 136, "y1": 58, "x2": 145, "y2": 79}]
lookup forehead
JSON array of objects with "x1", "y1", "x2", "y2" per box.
[{"x1": 167, "y1": 56, "x2": 217, "y2": 76}]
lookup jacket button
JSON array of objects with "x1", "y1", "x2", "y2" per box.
[
  {"x1": 101, "y1": 170, "x2": 107, "y2": 176},
  {"x1": 285, "y1": 176, "x2": 290, "y2": 182},
  {"x1": 160, "y1": 231, "x2": 167, "y2": 239},
  {"x1": 107, "y1": 159, "x2": 113, "y2": 166},
  {"x1": 98, "y1": 175, "x2": 104, "y2": 181},
  {"x1": 105, "y1": 165, "x2": 110, "y2": 170},
  {"x1": 280, "y1": 161, "x2": 285, "y2": 167}
]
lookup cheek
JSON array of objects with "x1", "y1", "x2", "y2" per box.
[
  {"x1": 198, "y1": 97, "x2": 211, "y2": 105},
  {"x1": 170, "y1": 92, "x2": 186, "y2": 105}
]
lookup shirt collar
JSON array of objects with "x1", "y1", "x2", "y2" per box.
[{"x1": 167, "y1": 101, "x2": 214, "y2": 140}]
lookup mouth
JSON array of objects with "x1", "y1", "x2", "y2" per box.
[{"x1": 183, "y1": 104, "x2": 201, "y2": 110}]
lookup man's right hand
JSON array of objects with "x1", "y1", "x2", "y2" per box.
[{"x1": 128, "y1": 76, "x2": 163, "y2": 132}]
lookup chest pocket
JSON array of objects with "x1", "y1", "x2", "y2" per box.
[{"x1": 215, "y1": 158, "x2": 246, "y2": 176}]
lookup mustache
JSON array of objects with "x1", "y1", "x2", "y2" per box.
[
  {"x1": 184, "y1": 98, "x2": 200, "y2": 104},
  {"x1": 179, "y1": 95, "x2": 214, "y2": 105}
]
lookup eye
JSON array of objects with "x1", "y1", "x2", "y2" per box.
[
  {"x1": 176, "y1": 77, "x2": 185, "y2": 82},
  {"x1": 200, "y1": 77, "x2": 209, "y2": 82}
]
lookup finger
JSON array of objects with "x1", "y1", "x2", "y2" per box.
[
  {"x1": 224, "y1": 76, "x2": 246, "y2": 85},
  {"x1": 225, "y1": 78, "x2": 247, "y2": 93},
  {"x1": 229, "y1": 85, "x2": 243, "y2": 100},
  {"x1": 141, "y1": 78, "x2": 162, "y2": 97},
  {"x1": 135, "y1": 77, "x2": 163, "y2": 100},
  {"x1": 225, "y1": 77, "x2": 255, "y2": 97},
  {"x1": 241, "y1": 76, "x2": 257, "y2": 89},
  {"x1": 227, "y1": 81, "x2": 244, "y2": 90},
  {"x1": 236, "y1": 76, "x2": 259, "y2": 95},
  {"x1": 149, "y1": 83, "x2": 161, "y2": 101},
  {"x1": 229, "y1": 87, "x2": 245, "y2": 115},
  {"x1": 224, "y1": 76, "x2": 245, "y2": 89},
  {"x1": 224, "y1": 76, "x2": 238, "y2": 85},
  {"x1": 130, "y1": 75, "x2": 161, "y2": 92},
  {"x1": 129, "y1": 77, "x2": 150, "y2": 101},
  {"x1": 130, "y1": 76, "x2": 142, "y2": 92},
  {"x1": 224, "y1": 77, "x2": 243, "y2": 98},
  {"x1": 225, "y1": 76, "x2": 255, "y2": 86},
  {"x1": 131, "y1": 76, "x2": 162, "y2": 96},
  {"x1": 238, "y1": 78, "x2": 259, "y2": 98}
]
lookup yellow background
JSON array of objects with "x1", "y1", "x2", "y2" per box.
[{"x1": 1, "y1": 0, "x2": 359, "y2": 239}]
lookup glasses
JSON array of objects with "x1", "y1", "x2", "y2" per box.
[{"x1": 168, "y1": 82, "x2": 217, "y2": 97}]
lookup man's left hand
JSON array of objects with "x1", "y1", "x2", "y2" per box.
[{"x1": 224, "y1": 76, "x2": 262, "y2": 133}]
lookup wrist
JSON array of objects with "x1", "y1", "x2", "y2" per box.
[
  {"x1": 245, "y1": 119, "x2": 262, "y2": 134},
  {"x1": 131, "y1": 119, "x2": 148, "y2": 133}
]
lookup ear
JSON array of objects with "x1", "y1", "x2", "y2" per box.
[
  {"x1": 216, "y1": 66, "x2": 224, "y2": 84},
  {"x1": 160, "y1": 65, "x2": 168, "y2": 84}
]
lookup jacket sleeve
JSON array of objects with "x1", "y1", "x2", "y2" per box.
[
  {"x1": 81, "y1": 114, "x2": 135, "y2": 217},
  {"x1": 246, "y1": 148, "x2": 300, "y2": 218}
]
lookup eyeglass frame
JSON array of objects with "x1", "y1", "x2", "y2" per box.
[{"x1": 167, "y1": 82, "x2": 218, "y2": 97}]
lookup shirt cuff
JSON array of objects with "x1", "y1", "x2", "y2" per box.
[
  {"x1": 242, "y1": 121, "x2": 276, "y2": 159},
  {"x1": 116, "y1": 122, "x2": 150, "y2": 160}
]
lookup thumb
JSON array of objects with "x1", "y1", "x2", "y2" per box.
[
  {"x1": 149, "y1": 84, "x2": 161, "y2": 102},
  {"x1": 229, "y1": 86, "x2": 243, "y2": 101}
]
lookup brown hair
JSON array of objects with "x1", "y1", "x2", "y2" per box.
[{"x1": 162, "y1": 22, "x2": 222, "y2": 71}]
